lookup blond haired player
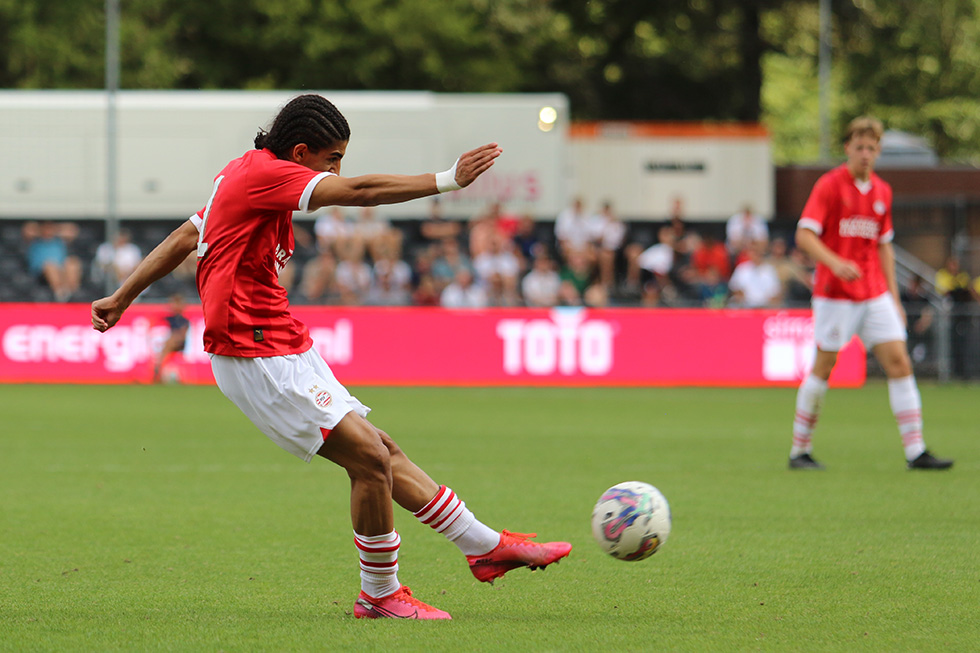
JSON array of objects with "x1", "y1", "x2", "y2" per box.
[
  {"x1": 788, "y1": 116, "x2": 953, "y2": 471},
  {"x1": 92, "y1": 95, "x2": 571, "y2": 620}
]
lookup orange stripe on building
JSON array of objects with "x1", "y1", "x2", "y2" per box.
[{"x1": 570, "y1": 121, "x2": 769, "y2": 139}]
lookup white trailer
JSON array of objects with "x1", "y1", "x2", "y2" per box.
[
  {"x1": 567, "y1": 122, "x2": 774, "y2": 221},
  {"x1": 0, "y1": 90, "x2": 570, "y2": 220},
  {"x1": 0, "y1": 90, "x2": 774, "y2": 223}
]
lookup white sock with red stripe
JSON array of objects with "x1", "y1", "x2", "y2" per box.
[
  {"x1": 414, "y1": 486, "x2": 500, "y2": 556},
  {"x1": 354, "y1": 530, "x2": 401, "y2": 599},
  {"x1": 888, "y1": 375, "x2": 926, "y2": 460},
  {"x1": 790, "y1": 374, "x2": 828, "y2": 458}
]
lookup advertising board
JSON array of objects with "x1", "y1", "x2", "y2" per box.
[{"x1": 0, "y1": 305, "x2": 865, "y2": 387}]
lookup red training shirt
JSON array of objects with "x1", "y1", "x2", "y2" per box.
[
  {"x1": 191, "y1": 148, "x2": 332, "y2": 357},
  {"x1": 798, "y1": 164, "x2": 894, "y2": 301}
]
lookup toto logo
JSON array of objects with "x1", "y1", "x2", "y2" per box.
[{"x1": 496, "y1": 309, "x2": 615, "y2": 376}]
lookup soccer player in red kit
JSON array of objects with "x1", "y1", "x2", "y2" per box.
[
  {"x1": 91, "y1": 95, "x2": 571, "y2": 619},
  {"x1": 788, "y1": 116, "x2": 952, "y2": 471}
]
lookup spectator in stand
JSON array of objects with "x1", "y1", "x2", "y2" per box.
[
  {"x1": 640, "y1": 281, "x2": 665, "y2": 307},
  {"x1": 593, "y1": 199, "x2": 628, "y2": 292},
  {"x1": 335, "y1": 239, "x2": 373, "y2": 305},
  {"x1": 634, "y1": 225, "x2": 678, "y2": 303},
  {"x1": 521, "y1": 250, "x2": 562, "y2": 307},
  {"x1": 473, "y1": 232, "x2": 521, "y2": 306},
  {"x1": 313, "y1": 207, "x2": 352, "y2": 256},
  {"x1": 728, "y1": 239, "x2": 781, "y2": 308},
  {"x1": 299, "y1": 248, "x2": 339, "y2": 304},
  {"x1": 418, "y1": 196, "x2": 461, "y2": 245},
  {"x1": 485, "y1": 201, "x2": 520, "y2": 240},
  {"x1": 725, "y1": 203, "x2": 769, "y2": 263},
  {"x1": 934, "y1": 255, "x2": 976, "y2": 378},
  {"x1": 466, "y1": 204, "x2": 497, "y2": 259},
  {"x1": 153, "y1": 293, "x2": 190, "y2": 383},
  {"x1": 416, "y1": 198, "x2": 460, "y2": 282},
  {"x1": 511, "y1": 213, "x2": 540, "y2": 266},
  {"x1": 685, "y1": 231, "x2": 731, "y2": 303},
  {"x1": 440, "y1": 267, "x2": 488, "y2": 308},
  {"x1": 351, "y1": 206, "x2": 393, "y2": 262},
  {"x1": 431, "y1": 237, "x2": 472, "y2": 293},
  {"x1": 370, "y1": 241, "x2": 413, "y2": 305},
  {"x1": 900, "y1": 274, "x2": 935, "y2": 366},
  {"x1": 22, "y1": 220, "x2": 82, "y2": 301},
  {"x1": 554, "y1": 196, "x2": 601, "y2": 259},
  {"x1": 766, "y1": 236, "x2": 813, "y2": 305},
  {"x1": 668, "y1": 196, "x2": 697, "y2": 262},
  {"x1": 934, "y1": 255, "x2": 974, "y2": 302},
  {"x1": 410, "y1": 242, "x2": 436, "y2": 287},
  {"x1": 558, "y1": 247, "x2": 595, "y2": 306},
  {"x1": 93, "y1": 229, "x2": 143, "y2": 288},
  {"x1": 366, "y1": 264, "x2": 411, "y2": 306},
  {"x1": 697, "y1": 267, "x2": 729, "y2": 308},
  {"x1": 411, "y1": 273, "x2": 441, "y2": 307},
  {"x1": 621, "y1": 241, "x2": 645, "y2": 297}
]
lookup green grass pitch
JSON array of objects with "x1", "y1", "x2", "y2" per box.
[{"x1": 1, "y1": 382, "x2": 978, "y2": 652}]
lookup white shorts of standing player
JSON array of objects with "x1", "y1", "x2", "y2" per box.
[{"x1": 812, "y1": 292, "x2": 907, "y2": 352}]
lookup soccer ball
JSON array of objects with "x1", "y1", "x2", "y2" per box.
[{"x1": 591, "y1": 481, "x2": 671, "y2": 561}]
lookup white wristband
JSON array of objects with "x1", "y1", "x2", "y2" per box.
[{"x1": 435, "y1": 159, "x2": 462, "y2": 193}]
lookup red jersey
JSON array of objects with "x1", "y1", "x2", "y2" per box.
[
  {"x1": 798, "y1": 164, "x2": 894, "y2": 301},
  {"x1": 191, "y1": 148, "x2": 331, "y2": 357},
  {"x1": 690, "y1": 241, "x2": 731, "y2": 280}
]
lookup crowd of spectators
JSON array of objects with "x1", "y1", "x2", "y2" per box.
[
  {"x1": 8, "y1": 198, "x2": 977, "y2": 313},
  {"x1": 8, "y1": 201, "x2": 814, "y2": 308}
]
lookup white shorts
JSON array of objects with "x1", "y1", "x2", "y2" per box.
[
  {"x1": 209, "y1": 347, "x2": 370, "y2": 462},
  {"x1": 812, "y1": 292, "x2": 907, "y2": 352}
]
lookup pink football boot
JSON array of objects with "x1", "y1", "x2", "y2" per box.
[
  {"x1": 353, "y1": 585, "x2": 452, "y2": 620},
  {"x1": 467, "y1": 530, "x2": 572, "y2": 583}
]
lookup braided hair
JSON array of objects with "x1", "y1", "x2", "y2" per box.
[{"x1": 254, "y1": 94, "x2": 351, "y2": 158}]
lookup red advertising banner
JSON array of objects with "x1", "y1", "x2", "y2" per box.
[{"x1": 0, "y1": 304, "x2": 865, "y2": 387}]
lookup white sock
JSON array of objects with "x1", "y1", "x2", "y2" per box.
[
  {"x1": 414, "y1": 486, "x2": 500, "y2": 556},
  {"x1": 354, "y1": 530, "x2": 401, "y2": 599},
  {"x1": 888, "y1": 375, "x2": 926, "y2": 460},
  {"x1": 791, "y1": 374, "x2": 828, "y2": 458}
]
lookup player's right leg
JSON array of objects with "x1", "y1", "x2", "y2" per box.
[
  {"x1": 373, "y1": 425, "x2": 571, "y2": 583},
  {"x1": 790, "y1": 298, "x2": 858, "y2": 470},
  {"x1": 789, "y1": 349, "x2": 837, "y2": 470}
]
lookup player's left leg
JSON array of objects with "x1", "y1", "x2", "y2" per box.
[
  {"x1": 864, "y1": 294, "x2": 952, "y2": 470},
  {"x1": 871, "y1": 340, "x2": 953, "y2": 470},
  {"x1": 319, "y1": 413, "x2": 452, "y2": 619},
  {"x1": 373, "y1": 424, "x2": 572, "y2": 583}
]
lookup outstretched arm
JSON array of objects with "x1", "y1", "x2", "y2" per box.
[
  {"x1": 91, "y1": 220, "x2": 199, "y2": 332},
  {"x1": 308, "y1": 142, "x2": 501, "y2": 210}
]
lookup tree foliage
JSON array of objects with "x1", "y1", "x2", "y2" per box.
[
  {"x1": 836, "y1": 0, "x2": 980, "y2": 163},
  {"x1": 1, "y1": 0, "x2": 979, "y2": 163}
]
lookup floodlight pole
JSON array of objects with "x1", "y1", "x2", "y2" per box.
[
  {"x1": 105, "y1": 0, "x2": 120, "y2": 294},
  {"x1": 818, "y1": 0, "x2": 831, "y2": 162}
]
